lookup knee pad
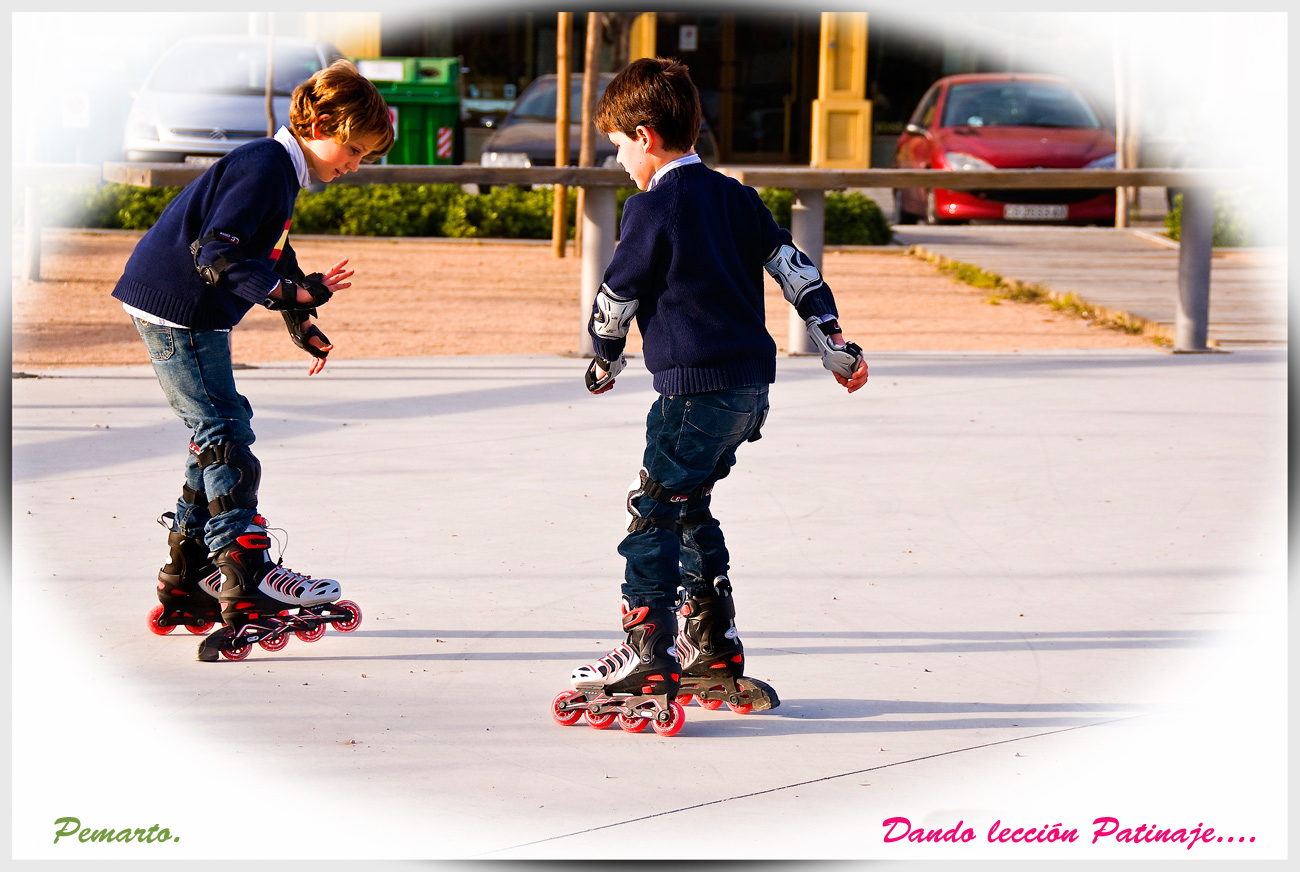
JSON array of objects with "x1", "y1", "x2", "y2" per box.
[
  {"x1": 191, "y1": 441, "x2": 260, "y2": 516},
  {"x1": 625, "y1": 469, "x2": 718, "y2": 534}
]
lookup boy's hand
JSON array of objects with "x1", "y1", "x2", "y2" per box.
[
  {"x1": 828, "y1": 332, "x2": 868, "y2": 392},
  {"x1": 320, "y1": 258, "x2": 354, "y2": 294},
  {"x1": 282, "y1": 312, "x2": 333, "y2": 375},
  {"x1": 585, "y1": 354, "x2": 626, "y2": 394}
]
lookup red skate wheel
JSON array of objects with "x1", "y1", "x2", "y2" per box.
[
  {"x1": 221, "y1": 643, "x2": 251, "y2": 661},
  {"x1": 147, "y1": 604, "x2": 175, "y2": 636},
  {"x1": 617, "y1": 713, "x2": 649, "y2": 733},
  {"x1": 295, "y1": 624, "x2": 327, "y2": 643},
  {"x1": 551, "y1": 691, "x2": 583, "y2": 726},
  {"x1": 651, "y1": 701, "x2": 686, "y2": 737},
  {"x1": 260, "y1": 632, "x2": 289, "y2": 652},
  {"x1": 185, "y1": 620, "x2": 215, "y2": 635},
  {"x1": 675, "y1": 693, "x2": 694, "y2": 707},
  {"x1": 726, "y1": 702, "x2": 754, "y2": 715},
  {"x1": 698, "y1": 698, "x2": 723, "y2": 711},
  {"x1": 333, "y1": 601, "x2": 362, "y2": 633},
  {"x1": 583, "y1": 710, "x2": 616, "y2": 730}
]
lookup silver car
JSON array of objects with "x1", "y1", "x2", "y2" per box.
[
  {"x1": 123, "y1": 35, "x2": 344, "y2": 163},
  {"x1": 480, "y1": 73, "x2": 718, "y2": 169}
]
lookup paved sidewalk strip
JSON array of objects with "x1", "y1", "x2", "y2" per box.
[{"x1": 10, "y1": 351, "x2": 1287, "y2": 860}]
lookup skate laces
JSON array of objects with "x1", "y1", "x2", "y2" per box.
[{"x1": 251, "y1": 516, "x2": 309, "y2": 576}]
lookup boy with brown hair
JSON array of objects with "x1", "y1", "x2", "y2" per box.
[
  {"x1": 116, "y1": 60, "x2": 393, "y2": 661},
  {"x1": 552, "y1": 57, "x2": 868, "y2": 735}
]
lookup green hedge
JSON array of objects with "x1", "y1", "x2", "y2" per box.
[
  {"x1": 1165, "y1": 192, "x2": 1257, "y2": 247},
  {"x1": 19, "y1": 180, "x2": 893, "y2": 245}
]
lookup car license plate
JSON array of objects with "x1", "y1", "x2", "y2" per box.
[{"x1": 1004, "y1": 204, "x2": 1068, "y2": 220}]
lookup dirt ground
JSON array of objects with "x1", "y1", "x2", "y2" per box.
[{"x1": 11, "y1": 228, "x2": 1154, "y2": 372}]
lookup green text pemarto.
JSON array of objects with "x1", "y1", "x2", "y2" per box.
[{"x1": 53, "y1": 817, "x2": 178, "y2": 845}]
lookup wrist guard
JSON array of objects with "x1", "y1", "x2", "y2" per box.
[
  {"x1": 262, "y1": 273, "x2": 333, "y2": 314},
  {"x1": 806, "y1": 317, "x2": 863, "y2": 378},
  {"x1": 585, "y1": 354, "x2": 626, "y2": 393},
  {"x1": 282, "y1": 312, "x2": 330, "y2": 361}
]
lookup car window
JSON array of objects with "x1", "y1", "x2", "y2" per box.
[
  {"x1": 148, "y1": 42, "x2": 325, "y2": 97},
  {"x1": 941, "y1": 82, "x2": 1101, "y2": 129},
  {"x1": 509, "y1": 79, "x2": 610, "y2": 122},
  {"x1": 910, "y1": 84, "x2": 940, "y2": 130}
]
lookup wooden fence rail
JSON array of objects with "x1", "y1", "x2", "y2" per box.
[{"x1": 15, "y1": 163, "x2": 1262, "y2": 354}]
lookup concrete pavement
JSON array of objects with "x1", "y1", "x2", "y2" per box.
[{"x1": 9, "y1": 348, "x2": 1288, "y2": 862}]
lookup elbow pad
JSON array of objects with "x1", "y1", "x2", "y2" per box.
[
  {"x1": 591, "y1": 285, "x2": 639, "y2": 340},
  {"x1": 189, "y1": 231, "x2": 241, "y2": 287},
  {"x1": 764, "y1": 243, "x2": 825, "y2": 307}
]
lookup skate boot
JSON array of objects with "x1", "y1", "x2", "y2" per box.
[
  {"x1": 147, "y1": 512, "x2": 223, "y2": 636},
  {"x1": 673, "y1": 576, "x2": 779, "y2": 713},
  {"x1": 551, "y1": 598, "x2": 687, "y2": 736},
  {"x1": 196, "y1": 515, "x2": 361, "y2": 662}
]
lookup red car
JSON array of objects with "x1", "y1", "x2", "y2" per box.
[{"x1": 892, "y1": 73, "x2": 1116, "y2": 225}]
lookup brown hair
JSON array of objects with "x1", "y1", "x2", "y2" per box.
[
  {"x1": 290, "y1": 59, "x2": 394, "y2": 160},
  {"x1": 594, "y1": 57, "x2": 701, "y2": 153}
]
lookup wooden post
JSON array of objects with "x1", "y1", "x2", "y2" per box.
[
  {"x1": 265, "y1": 13, "x2": 276, "y2": 137},
  {"x1": 788, "y1": 189, "x2": 824, "y2": 353},
  {"x1": 1112, "y1": 25, "x2": 1129, "y2": 228},
  {"x1": 552, "y1": 12, "x2": 572, "y2": 258},
  {"x1": 578, "y1": 186, "x2": 617, "y2": 357},
  {"x1": 574, "y1": 11, "x2": 600, "y2": 259}
]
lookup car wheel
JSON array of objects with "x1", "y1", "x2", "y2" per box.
[{"x1": 892, "y1": 190, "x2": 917, "y2": 226}]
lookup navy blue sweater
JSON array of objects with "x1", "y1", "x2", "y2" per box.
[
  {"x1": 590, "y1": 162, "x2": 838, "y2": 395},
  {"x1": 112, "y1": 138, "x2": 299, "y2": 329}
]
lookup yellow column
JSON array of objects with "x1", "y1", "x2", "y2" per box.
[
  {"x1": 306, "y1": 13, "x2": 382, "y2": 58},
  {"x1": 810, "y1": 12, "x2": 872, "y2": 168},
  {"x1": 628, "y1": 13, "x2": 657, "y2": 61}
]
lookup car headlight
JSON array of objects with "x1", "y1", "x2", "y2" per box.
[
  {"x1": 125, "y1": 110, "x2": 159, "y2": 142},
  {"x1": 943, "y1": 152, "x2": 994, "y2": 171},
  {"x1": 479, "y1": 151, "x2": 531, "y2": 168},
  {"x1": 1085, "y1": 153, "x2": 1117, "y2": 169}
]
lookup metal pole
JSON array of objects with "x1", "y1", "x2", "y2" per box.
[
  {"x1": 1174, "y1": 187, "x2": 1213, "y2": 351},
  {"x1": 788, "y1": 188, "x2": 824, "y2": 353},
  {"x1": 23, "y1": 186, "x2": 41, "y2": 281},
  {"x1": 578, "y1": 186, "x2": 617, "y2": 357}
]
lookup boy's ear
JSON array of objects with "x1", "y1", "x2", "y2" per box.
[
  {"x1": 634, "y1": 125, "x2": 656, "y2": 151},
  {"x1": 310, "y1": 114, "x2": 333, "y2": 141}
]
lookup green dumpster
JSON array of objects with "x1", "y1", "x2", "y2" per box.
[{"x1": 355, "y1": 57, "x2": 461, "y2": 165}]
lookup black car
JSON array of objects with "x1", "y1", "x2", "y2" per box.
[{"x1": 479, "y1": 73, "x2": 718, "y2": 169}]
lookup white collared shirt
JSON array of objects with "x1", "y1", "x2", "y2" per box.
[
  {"x1": 274, "y1": 125, "x2": 313, "y2": 188},
  {"x1": 647, "y1": 152, "x2": 702, "y2": 191}
]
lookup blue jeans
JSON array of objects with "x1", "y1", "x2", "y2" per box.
[
  {"x1": 132, "y1": 317, "x2": 258, "y2": 551},
  {"x1": 619, "y1": 386, "x2": 770, "y2": 609}
]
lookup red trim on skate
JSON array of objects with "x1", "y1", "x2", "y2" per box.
[
  {"x1": 731, "y1": 654, "x2": 743, "y2": 663},
  {"x1": 621, "y1": 606, "x2": 650, "y2": 628},
  {"x1": 235, "y1": 534, "x2": 270, "y2": 549}
]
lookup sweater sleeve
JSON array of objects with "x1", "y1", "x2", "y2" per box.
[
  {"x1": 587, "y1": 193, "x2": 669, "y2": 361},
  {"x1": 192, "y1": 159, "x2": 292, "y2": 306},
  {"x1": 752, "y1": 189, "x2": 838, "y2": 321}
]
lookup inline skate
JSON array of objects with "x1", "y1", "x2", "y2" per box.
[
  {"x1": 673, "y1": 576, "x2": 780, "y2": 713},
  {"x1": 552, "y1": 598, "x2": 687, "y2": 736},
  {"x1": 147, "y1": 512, "x2": 222, "y2": 636},
  {"x1": 196, "y1": 515, "x2": 361, "y2": 662}
]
